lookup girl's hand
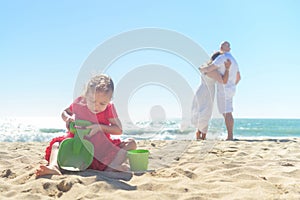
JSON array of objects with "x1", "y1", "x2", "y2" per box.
[
  {"x1": 85, "y1": 124, "x2": 103, "y2": 138},
  {"x1": 66, "y1": 117, "x2": 75, "y2": 130}
]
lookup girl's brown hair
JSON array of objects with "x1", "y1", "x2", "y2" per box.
[{"x1": 85, "y1": 74, "x2": 114, "y2": 96}]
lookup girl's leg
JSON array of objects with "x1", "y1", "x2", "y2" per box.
[
  {"x1": 105, "y1": 139, "x2": 137, "y2": 172},
  {"x1": 119, "y1": 138, "x2": 137, "y2": 151},
  {"x1": 36, "y1": 142, "x2": 62, "y2": 177}
]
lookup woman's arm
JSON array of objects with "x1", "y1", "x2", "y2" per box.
[
  {"x1": 200, "y1": 64, "x2": 219, "y2": 74},
  {"x1": 222, "y1": 59, "x2": 231, "y2": 84},
  {"x1": 206, "y1": 71, "x2": 223, "y2": 83},
  {"x1": 204, "y1": 59, "x2": 231, "y2": 84}
]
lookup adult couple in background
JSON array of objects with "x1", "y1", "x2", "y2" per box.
[{"x1": 191, "y1": 41, "x2": 241, "y2": 140}]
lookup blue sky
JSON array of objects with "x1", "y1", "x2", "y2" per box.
[{"x1": 1, "y1": 0, "x2": 300, "y2": 120}]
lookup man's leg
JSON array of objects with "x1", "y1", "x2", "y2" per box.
[{"x1": 223, "y1": 112, "x2": 234, "y2": 140}]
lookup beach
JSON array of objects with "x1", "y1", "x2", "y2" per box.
[{"x1": 1, "y1": 139, "x2": 300, "y2": 199}]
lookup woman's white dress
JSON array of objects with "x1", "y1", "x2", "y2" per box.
[{"x1": 191, "y1": 74, "x2": 216, "y2": 133}]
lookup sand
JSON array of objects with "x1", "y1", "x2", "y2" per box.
[{"x1": 1, "y1": 139, "x2": 300, "y2": 199}]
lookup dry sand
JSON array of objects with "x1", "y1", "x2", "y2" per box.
[{"x1": 1, "y1": 139, "x2": 300, "y2": 199}]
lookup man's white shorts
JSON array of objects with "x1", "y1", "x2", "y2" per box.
[{"x1": 217, "y1": 86, "x2": 235, "y2": 114}]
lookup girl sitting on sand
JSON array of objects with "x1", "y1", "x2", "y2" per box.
[{"x1": 36, "y1": 74, "x2": 136, "y2": 177}]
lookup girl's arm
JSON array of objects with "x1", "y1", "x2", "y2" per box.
[
  {"x1": 104, "y1": 118, "x2": 123, "y2": 135},
  {"x1": 61, "y1": 107, "x2": 75, "y2": 128},
  {"x1": 86, "y1": 118, "x2": 123, "y2": 137}
]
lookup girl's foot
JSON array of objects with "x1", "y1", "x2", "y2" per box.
[{"x1": 35, "y1": 165, "x2": 62, "y2": 177}]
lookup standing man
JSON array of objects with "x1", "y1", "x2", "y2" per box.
[
  {"x1": 200, "y1": 41, "x2": 241, "y2": 140},
  {"x1": 192, "y1": 51, "x2": 231, "y2": 140}
]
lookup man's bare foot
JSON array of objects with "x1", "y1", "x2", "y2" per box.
[
  {"x1": 105, "y1": 164, "x2": 130, "y2": 172},
  {"x1": 35, "y1": 165, "x2": 62, "y2": 177},
  {"x1": 201, "y1": 133, "x2": 206, "y2": 140},
  {"x1": 226, "y1": 137, "x2": 233, "y2": 141}
]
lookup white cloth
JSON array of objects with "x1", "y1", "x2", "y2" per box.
[
  {"x1": 191, "y1": 75, "x2": 216, "y2": 133},
  {"x1": 213, "y1": 52, "x2": 239, "y2": 114}
]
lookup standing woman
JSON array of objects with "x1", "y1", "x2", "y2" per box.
[{"x1": 191, "y1": 52, "x2": 231, "y2": 140}]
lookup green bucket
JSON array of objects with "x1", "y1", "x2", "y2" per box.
[{"x1": 127, "y1": 149, "x2": 149, "y2": 171}]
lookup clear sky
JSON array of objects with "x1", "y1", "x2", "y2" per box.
[{"x1": 1, "y1": 0, "x2": 300, "y2": 120}]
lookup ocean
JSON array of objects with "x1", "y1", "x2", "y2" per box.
[{"x1": 0, "y1": 117, "x2": 299, "y2": 142}]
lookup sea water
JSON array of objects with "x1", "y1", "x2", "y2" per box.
[{"x1": 0, "y1": 117, "x2": 299, "y2": 142}]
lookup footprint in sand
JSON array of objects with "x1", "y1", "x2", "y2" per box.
[
  {"x1": 57, "y1": 180, "x2": 73, "y2": 192},
  {"x1": 1, "y1": 169, "x2": 17, "y2": 179},
  {"x1": 42, "y1": 180, "x2": 73, "y2": 198},
  {"x1": 175, "y1": 168, "x2": 198, "y2": 179}
]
